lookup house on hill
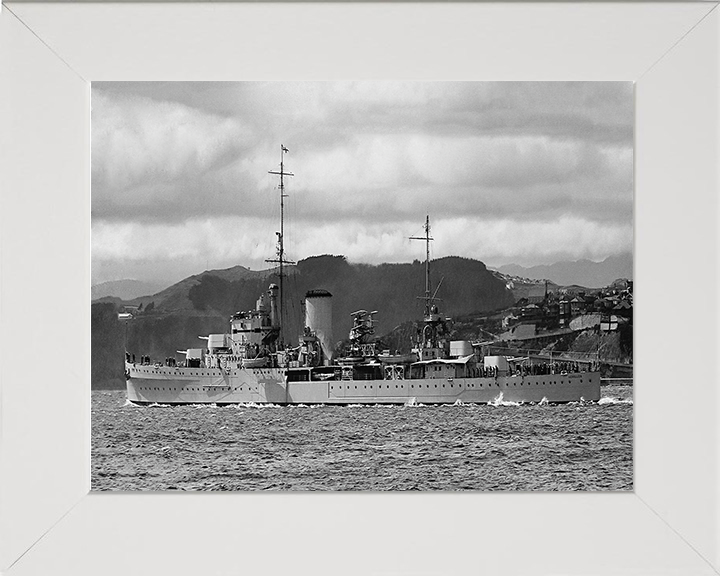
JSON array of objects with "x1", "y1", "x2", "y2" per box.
[
  {"x1": 570, "y1": 295, "x2": 586, "y2": 316},
  {"x1": 559, "y1": 298, "x2": 571, "y2": 327},
  {"x1": 520, "y1": 303, "x2": 543, "y2": 323},
  {"x1": 614, "y1": 299, "x2": 633, "y2": 319}
]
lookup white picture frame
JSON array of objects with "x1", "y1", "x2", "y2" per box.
[{"x1": 1, "y1": 2, "x2": 718, "y2": 575}]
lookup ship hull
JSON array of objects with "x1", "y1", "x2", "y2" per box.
[{"x1": 126, "y1": 362, "x2": 601, "y2": 405}]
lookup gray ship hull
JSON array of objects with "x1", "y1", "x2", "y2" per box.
[{"x1": 125, "y1": 362, "x2": 601, "y2": 405}]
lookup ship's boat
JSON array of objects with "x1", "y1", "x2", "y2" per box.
[
  {"x1": 125, "y1": 147, "x2": 602, "y2": 405},
  {"x1": 241, "y1": 357, "x2": 269, "y2": 369}
]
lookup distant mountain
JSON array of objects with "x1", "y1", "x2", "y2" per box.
[
  {"x1": 282, "y1": 255, "x2": 514, "y2": 340},
  {"x1": 490, "y1": 271, "x2": 561, "y2": 302},
  {"x1": 127, "y1": 255, "x2": 513, "y2": 344},
  {"x1": 496, "y1": 253, "x2": 633, "y2": 288},
  {"x1": 91, "y1": 255, "x2": 514, "y2": 388},
  {"x1": 125, "y1": 265, "x2": 280, "y2": 311},
  {"x1": 92, "y1": 279, "x2": 166, "y2": 301}
]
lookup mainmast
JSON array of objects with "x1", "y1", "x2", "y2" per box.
[
  {"x1": 410, "y1": 215, "x2": 434, "y2": 316},
  {"x1": 266, "y1": 144, "x2": 295, "y2": 345}
]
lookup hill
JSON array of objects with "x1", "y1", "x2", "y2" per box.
[
  {"x1": 126, "y1": 265, "x2": 283, "y2": 311},
  {"x1": 92, "y1": 255, "x2": 513, "y2": 388},
  {"x1": 497, "y1": 253, "x2": 633, "y2": 288},
  {"x1": 91, "y1": 279, "x2": 165, "y2": 301},
  {"x1": 490, "y1": 271, "x2": 562, "y2": 302}
]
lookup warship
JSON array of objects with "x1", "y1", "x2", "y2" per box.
[{"x1": 125, "y1": 146, "x2": 601, "y2": 405}]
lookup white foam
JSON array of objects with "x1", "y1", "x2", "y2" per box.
[
  {"x1": 122, "y1": 399, "x2": 140, "y2": 408},
  {"x1": 487, "y1": 392, "x2": 521, "y2": 407},
  {"x1": 231, "y1": 402, "x2": 277, "y2": 409},
  {"x1": 598, "y1": 396, "x2": 634, "y2": 405},
  {"x1": 402, "y1": 400, "x2": 427, "y2": 408}
]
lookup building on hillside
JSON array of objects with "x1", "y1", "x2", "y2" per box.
[
  {"x1": 520, "y1": 304, "x2": 543, "y2": 323},
  {"x1": 613, "y1": 299, "x2": 633, "y2": 319},
  {"x1": 544, "y1": 301, "x2": 560, "y2": 330},
  {"x1": 570, "y1": 295, "x2": 586, "y2": 316},
  {"x1": 559, "y1": 298, "x2": 571, "y2": 327}
]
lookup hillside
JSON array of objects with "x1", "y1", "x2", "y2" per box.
[
  {"x1": 91, "y1": 279, "x2": 165, "y2": 301},
  {"x1": 125, "y1": 265, "x2": 283, "y2": 311},
  {"x1": 490, "y1": 271, "x2": 562, "y2": 302},
  {"x1": 92, "y1": 255, "x2": 513, "y2": 388},
  {"x1": 180, "y1": 255, "x2": 513, "y2": 341},
  {"x1": 497, "y1": 253, "x2": 633, "y2": 288}
]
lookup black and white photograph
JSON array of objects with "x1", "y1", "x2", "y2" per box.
[{"x1": 91, "y1": 81, "x2": 633, "y2": 491}]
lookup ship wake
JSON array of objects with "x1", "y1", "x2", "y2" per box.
[
  {"x1": 488, "y1": 393, "x2": 521, "y2": 407},
  {"x1": 598, "y1": 396, "x2": 634, "y2": 405}
]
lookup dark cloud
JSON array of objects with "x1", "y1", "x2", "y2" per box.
[{"x1": 91, "y1": 81, "x2": 633, "y2": 283}]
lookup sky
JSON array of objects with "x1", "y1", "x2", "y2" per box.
[{"x1": 92, "y1": 81, "x2": 633, "y2": 286}]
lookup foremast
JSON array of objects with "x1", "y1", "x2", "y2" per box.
[
  {"x1": 266, "y1": 144, "x2": 295, "y2": 348},
  {"x1": 410, "y1": 215, "x2": 447, "y2": 359}
]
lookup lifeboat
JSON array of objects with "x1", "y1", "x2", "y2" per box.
[{"x1": 242, "y1": 356, "x2": 269, "y2": 368}]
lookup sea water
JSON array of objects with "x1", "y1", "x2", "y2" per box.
[{"x1": 91, "y1": 385, "x2": 633, "y2": 491}]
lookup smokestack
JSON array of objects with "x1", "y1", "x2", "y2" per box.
[{"x1": 305, "y1": 289, "x2": 333, "y2": 365}]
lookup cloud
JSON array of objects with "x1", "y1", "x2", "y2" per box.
[
  {"x1": 93, "y1": 214, "x2": 632, "y2": 284},
  {"x1": 91, "y1": 81, "x2": 633, "y2": 283}
]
